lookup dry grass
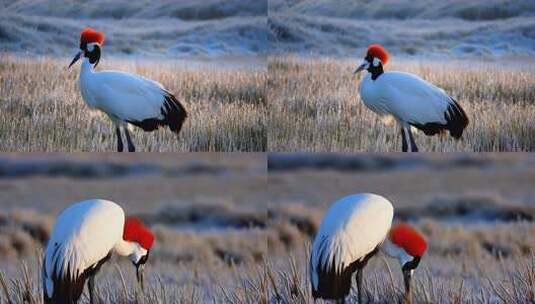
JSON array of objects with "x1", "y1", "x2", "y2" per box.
[
  {"x1": 0, "y1": 257, "x2": 267, "y2": 304},
  {"x1": 268, "y1": 56, "x2": 535, "y2": 152},
  {"x1": 0, "y1": 54, "x2": 266, "y2": 152}
]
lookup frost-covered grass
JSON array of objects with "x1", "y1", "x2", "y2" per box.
[
  {"x1": 0, "y1": 55, "x2": 266, "y2": 151},
  {"x1": 268, "y1": 56, "x2": 535, "y2": 152},
  {"x1": 266, "y1": 243, "x2": 535, "y2": 303}
]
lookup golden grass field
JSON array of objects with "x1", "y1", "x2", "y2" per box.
[
  {"x1": 0, "y1": 55, "x2": 266, "y2": 152},
  {"x1": 268, "y1": 56, "x2": 535, "y2": 152}
]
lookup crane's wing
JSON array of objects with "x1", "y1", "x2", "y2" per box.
[
  {"x1": 378, "y1": 72, "x2": 456, "y2": 125},
  {"x1": 90, "y1": 70, "x2": 169, "y2": 122}
]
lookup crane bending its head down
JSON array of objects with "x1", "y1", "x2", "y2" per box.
[
  {"x1": 310, "y1": 194, "x2": 428, "y2": 304},
  {"x1": 42, "y1": 199, "x2": 155, "y2": 304}
]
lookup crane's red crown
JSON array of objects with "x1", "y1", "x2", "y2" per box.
[
  {"x1": 367, "y1": 44, "x2": 389, "y2": 65},
  {"x1": 80, "y1": 27, "x2": 105, "y2": 46},
  {"x1": 123, "y1": 217, "x2": 154, "y2": 250},
  {"x1": 389, "y1": 223, "x2": 427, "y2": 257}
]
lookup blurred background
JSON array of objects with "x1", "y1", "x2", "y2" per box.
[
  {"x1": 0, "y1": 153, "x2": 267, "y2": 302},
  {"x1": 269, "y1": 0, "x2": 535, "y2": 59},
  {"x1": 267, "y1": 153, "x2": 535, "y2": 302},
  {"x1": 1, "y1": 0, "x2": 267, "y2": 62}
]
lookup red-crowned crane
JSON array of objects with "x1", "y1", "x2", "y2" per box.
[
  {"x1": 354, "y1": 44, "x2": 469, "y2": 152},
  {"x1": 68, "y1": 28, "x2": 187, "y2": 152},
  {"x1": 42, "y1": 199, "x2": 155, "y2": 304},
  {"x1": 310, "y1": 193, "x2": 427, "y2": 304}
]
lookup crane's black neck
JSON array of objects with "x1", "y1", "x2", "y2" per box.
[
  {"x1": 80, "y1": 43, "x2": 101, "y2": 67},
  {"x1": 365, "y1": 54, "x2": 384, "y2": 80}
]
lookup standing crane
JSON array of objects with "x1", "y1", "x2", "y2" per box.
[
  {"x1": 354, "y1": 44, "x2": 469, "y2": 152},
  {"x1": 42, "y1": 199, "x2": 154, "y2": 303},
  {"x1": 310, "y1": 193, "x2": 427, "y2": 303},
  {"x1": 68, "y1": 28, "x2": 187, "y2": 152}
]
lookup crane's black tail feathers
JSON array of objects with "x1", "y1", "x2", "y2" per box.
[
  {"x1": 127, "y1": 91, "x2": 188, "y2": 137},
  {"x1": 43, "y1": 250, "x2": 111, "y2": 304},
  {"x1": 410, "y1": 98, "x2": 469, "y2": 139},
  {"x1": 310, "y1": 255, "x2": 357, "y2": 301},
  {"x1": 161, "y1": 91, "x2": 188, "y2": 135}
]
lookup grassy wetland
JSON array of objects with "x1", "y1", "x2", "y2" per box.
[
  {"x1": 268, "y1": 56, "x2": 535, "y2": 152},
  {"x1": 266, "y1": 154, "x2": 535, "y2": 303}
]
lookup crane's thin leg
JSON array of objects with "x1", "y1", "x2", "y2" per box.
[
  {"x1": 124, "y1": 128, "x2": 136, "y2": 152},
  {"x1": 356, "y1": 268, "x2": 364, "y2": 304},
  {"x1": 116, "y1": 127, "x2": 124, "y2": 152},
  {"x1": 88, "y1": 275, "x2": 96, "y2": 304},
  {"x1": 400, "y1": 127, "x2": 408, "y2": 152},
  {"x1": 407, "y1": 127, "x2": 419, "y2": 152}
]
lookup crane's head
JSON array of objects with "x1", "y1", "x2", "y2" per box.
[
  {"x1": 386, "y1": 223, "x2": 427, "y2": 303},
  {"x1": 123, "y1": 217, "x2": 155, "y2": 290},
  {"x1": 354, "y1": 44, "x2": 390, "y2": 75},
  {"x1": 69, "y1": 27, "x2": 105, "y2": 69}
]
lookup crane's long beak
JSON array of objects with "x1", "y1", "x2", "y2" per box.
[
  {"x1": 68, "y1": 51, "x2": 82, "y2": 69},
  {"x1": 353, "y1": 62, "x2": 367, "y2": 74},
  {"x1": 136, "y1": 264, "x2": 145, "y2": 291},
  {"x1": 402, "y1": 269, "x2": 413, "y2": 304}
]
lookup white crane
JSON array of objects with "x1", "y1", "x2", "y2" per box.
[
  {"x1": 310, "y1": 193, "x2": 427, "y2": 304},
  {"x1": 68, "y1": 28, "x2": 187, "y2": 152},
  {"x1": 42, "y1": 199, "x2": 154, "y2": 304},
  {"x1": 354, "y1": 44, "x2": 469, "y2": 152}
]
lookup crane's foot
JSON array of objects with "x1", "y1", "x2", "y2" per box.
[
  {"x1": 124, "y1": 128, "x2": 136, "y2": 152},
  {"x1": 407, "y1": 127, "x2": 419, "y2": 152},
  {"x1": 400, "y1": 128, "x2": 408, "y2": 152}
]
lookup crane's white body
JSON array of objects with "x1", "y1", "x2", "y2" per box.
[
  {"x1": 43, "y1": 199, "x2": 138, "y2": 299},
  {"x1": 310, "y1": 193, "x2": 394, "y2": 290},
  {"x1": 79, "y1": 59, "x2": 168, "y2": 124},
  {"x1": 359, "y1": 71, "x2": 455, "y2": 126}
]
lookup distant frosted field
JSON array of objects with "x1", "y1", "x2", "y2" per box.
[{"x1": 269, "y1": 0, "x2": 535, "y2": 58}]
